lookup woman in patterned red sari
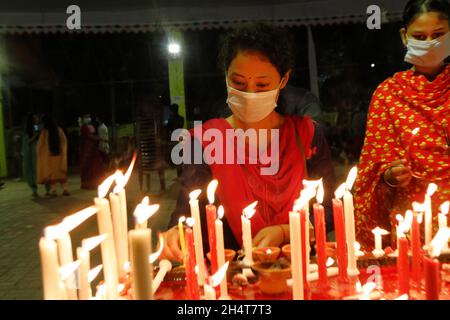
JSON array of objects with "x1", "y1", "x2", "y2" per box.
[{"x1": 354, "y1": 0, "x2": 450, "y2": 248}]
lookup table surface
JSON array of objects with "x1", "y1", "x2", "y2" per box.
[{"x1": 153, "y1": 265, "x2": 450, "y2": 300}]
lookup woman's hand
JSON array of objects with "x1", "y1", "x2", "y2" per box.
[
  {"x1": 383, "y1": 159, "x2": 412, "y2": 188},
  {"x1": 252, "y1": 225, "x2": 286, "y2": 248},
  {"x1": 158, "y1": 226, "x2": 184, "y2": 262}
]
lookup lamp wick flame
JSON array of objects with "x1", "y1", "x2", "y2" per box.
[
  {"x1": 88, "y1": 265, "x2": 103, "y2": 283},
  {"x1": 372, "y1": 227, "x2": 389, "y2": 236},
  {"x1": 345, "y1": 166, "x2": 358, "y2": 190},
  {"x1": 316, "y1": 178, "x2": 324, "y2": 204},
  {"x1": 189, "y1": 189, "x2": 202, "y2": 201},
  {"x1": 334, "y1": 183, "x2": 346, "y2": 200},
  {"x1": 427, "y1": 183, "x2": 438, "y2": 197},
  {"x1": 243, "y1": 201, "x2": 257, "y2": 219},
  {"x1": 98, "y1": 173, "x2": 116, "y2": 199}
]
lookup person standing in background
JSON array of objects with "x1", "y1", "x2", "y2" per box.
[
  {"x1": 37, "y1": 114, "x2": 69, "y2": 196},
  {"x1": 22, "y1": 113, "x2": 41, "y2": 198},
  {"x1": 79, "y1": 113, "x2": 104, "y2": 189}
]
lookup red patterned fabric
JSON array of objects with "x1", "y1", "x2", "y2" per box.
[
  {"x1": 191, "y1": 115, "x2": 315, "y2": 246},
  {"x1": 354, "y1": 65, "x2": 450, "y2": 248}
]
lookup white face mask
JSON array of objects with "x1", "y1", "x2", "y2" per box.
[
  {"x1": 404, "y1": 32, "x2": 450, "y2": 67},
  {"x1": 226, "y1": 79, "x2": 282, "y2": 123}
]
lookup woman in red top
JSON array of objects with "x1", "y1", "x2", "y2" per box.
[
  {"x1": 160, "y1": 23, "x2": 336, "y2": 262},
  {"x1": 354, "y1": 0, "x2": 450, "y2": 248}
]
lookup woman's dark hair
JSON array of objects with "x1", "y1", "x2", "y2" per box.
[
  {"x1": 218, "y1": 22, "x2": 293, "y2": 77},
  {"x1": 403, "y1": 0, "x2": 450, "y2": 27},
  {"x1": 41, "y1": 114, "x2": 61, "y2": 156},
  {"x1": 25, "y1": 113, "x2": 37, "y2": 138}
]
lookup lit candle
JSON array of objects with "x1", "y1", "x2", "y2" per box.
[
  {"x1": 206, "y1": 180, "x2": 219, "y2": 275},
  {"x1": 406, "y1": 127, "x2": 420, "y2": 160},
  {"x1": 303, "y1": 179, "x2": 321, "y2": 273},
  {"x1": 109, "y1": 172, "x2": 124, "y2": 276},
  {"x1": 56, "y1": 232, "x2": 77, "y2": 299},
  {"x1": 354, "y1": 242, "x2": 365, "y2": 257},
  {"x1": 185, "y1": 218, "x2": 200, "y2": 299},
  {"x1": 129, "y1": 228, "x2": 153, "y2": 300},
  {"x1": 59, "y1": 261, "x2": 81, "y2": 300},
  {"x1": 333, "y1": 183, "x2": 348, "y2": 283},
  {"x1": 439, "y1": 202, "x2": 449, "y2": 252},
  {"x1": 424, "y1": 183, "x2": 438, "y2": 249},
  {"x1": 397, "y1": 228, "x2": 410, "y2": 296},
  {"x1": 215, "y1": 206, "x2": 229, "y2": 299},
  {"x1": 371, "y1": 227, "x2": 389, "y2": 257},
  {"x1": 94, "y1": 174, "x2": 119, "y2": 299},
  {"x1": 189, "y1": 190, "x2": 206, "y2": 286},
  {"x1": 133, "y1": 197, "x2": 159, "y2": 230},
  {"x1": 242, "y1": 201, "x2": 257, "y2": 265},
  {"x1": 77, "y1": 235, "x2": 107, "y2": 300},
  {"x1": 39, "y1": 232, "x2": 62, "y2": 300},
  {"x1": 425, "y1": 228, "x2": 450, "y2": 300},
  {"x1": 313, "y1": 180, "x2": 329, "y2": 289},
  {"x1": 204, "y1": 262, "x2": 229, "y2": 300},
  {"x1": 411, "y1": 207, "x2": 423, "y2": 283},
  {"x1": 289, "y1": 204, "x2": 304, "y2": 300},
  {"x1": 178, "y1": 217, "x2": 187, "y2": 265},
  {"x1": 343, "y1": 166, "x2": 359, "y2": 276},
  {"x1": 152, "y1": 260, "x2": 172, "y2": 295}
]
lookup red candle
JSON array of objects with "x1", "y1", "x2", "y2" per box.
[
  {"x1": 300, "y1": 209, "x2": 309, "y2": 295},
  {"x1": 411, "y1": 213, "x2": 422, "y2": 282},
  {"x1": 424, "y1": 256, "x2": 440, "y2": 300},
  {"x1": 185, "y1": 227, "x2": 200, "y2": 300},
  {"x1": 397, "y1": 237, "x2": 410, "y2": 295},
  {"x1": 206, "y1": 204, "x2": 218, "y2": 275},
  {"x1": 332, "y1": 198, "x2": 348, "y2": 283},
  {"x1": 313, "y1": 203, "x2": 329, "y2": 289}
]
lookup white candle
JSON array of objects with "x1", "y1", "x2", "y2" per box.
[
  {"x1": 242, "y1": 201, "x2": 257, "y2": 265},
  {"x1": 77, "y1": 247, "x2": 90, "y2": 300},
  {"x1": 215, "y1": 206, "x2": 229, "y2": 299},
  {"x1": 129, "y1": 228, "x2": 153, "y2": 300},
  {"x1": 56, "y1": 233, "x2": 77, "y2": 300},
  {"x1": 289, "y1": 211, "x2": 304, "y2": 300},
  {"x1": 204, "y1": 283, "x2": 216, "y2": 300},
  {"x1": 425, "y1": 183, "x2": 438, "y2": 248},
  {"x1": 439, "y1": 202, "x2": 449, "y2": 251},
  {"x1": 343, "y1": 167, "x2": 359, "y2": 276},
  {"x1": 39, "y1": 236, "x2": 62, "y2": 300},
  {"x1": 110, "y1": 191, "x2": 125, "y2": 276},
  {"x1": 152, "y1": 260, "x2": 172, "y2": 295},
  {"x1": 94, "y1": 195, "x2": 119, "y2": 299},
  {"x1": 188, "y1": 190, "x2": 206, "y2": 286},
  {"x1": 372, "y1": 227, "x2": 389, "y2": 257}
]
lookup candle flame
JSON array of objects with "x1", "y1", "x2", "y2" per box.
[
  {"x1": 88, "y1": 265, "x2": 103, "y2": 283},
  {"x1": 134, "y1": 203, "x2": 160, "y2": 225},
  {"x1": 211, "y1": 261, "x2": 229, "y2": 287},
  {"x1": 59, "y1": 260, "x2": 81, "y2": 281},
  {"x1": 334, "y1": 183, "x2": 346, "y2": 200},
  {"x1": 62, "y1": 206, "x2": 98, "y2": 232},
  {"x1": 426, "y1": 183, "x2": 438, "y2": 197},
  {"x1": 124, "y1": 261, "x2": 130, "y2": 272},
  {"x1": 360, "y1": 282, "x2": 376, "y2": 300},
  {"x1": 403, "y1": 210, "x2": 413, "y2": 232},
  {"x1": 207, "y1": 179, "x2": 218, "y2": 205},
  {"x1": 243, "y1": 201, "x2": 258, "y2": 219},
  {"x1": 44, "y1": 225, "x2": 64, "y2": 241},
  {"x1": 326, "y1": 257, "x2": 335, "y2": 267},
  {"x1": 395, "y1": 294, "x2": 409, "y2": 300},
  {"x1": 412, "y1": 201, "x2": 426, "y2": 213},
  {"x1": 186, "y1": 217, "x2": 195, "y2": 228},
  {"x1": 316, "y1": 179, "x2": 324, "y2": 204},
  {"x1": 149, "y1": 234, "x2": 164, "y2": 263},
  {"x1": 411, "y1": 127, "x2": 420, "y2": 135},
  {"x1": 396, "y1": 214, "x2": 404, "y2": 222},
  {"x1": 95, "y1": 284, "x2": 107, "y2": 298},
  {"x1": 114, "y1": 152, "x2": 137, "y2": 193},
  {"x1": 98, "y1": 173, "x2": 116, "y2": 199},
  {"x1": 372, "y1": 227, "x2": 389, "y2": 236},
  {"x1": 218, "y1": 205, "x2": 224, "y2": 220},
  {"x1": 354, "y1": 241, "x2": 361, "y2": 251},
  {"x1": 302, "y1": 179, "x2": 321, "y2": 190},
  {"x1": 441, "y1": 201, "x2": 449, "y2": 215},
  {"x1": 189, "y1": 189, "x2": 201, "y2": 201},
  {"x1": 294, "y1": 187, "x2": 315, "y2": 211},
  {"x1": 82, "y1": 234, "x2": 107, "y2": 252},
  {"x1": 345, "y1": 166, "x2": 358, "y2": 190},
  {"x1": 430, "y1": 227, "x2": 450, "y2": 258},
  {"x1": 417, "y1": 213, "x2": 423, "y2": 224},
  {"x1": 179, "y1": 216, "x2": 186, "y2": 223},
  {"x1": 113, "y1": 170, "x2": 125, "y2": 194},
  {"x1": 266, "y1": 249, "x2": 272, "y2": 255}
]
